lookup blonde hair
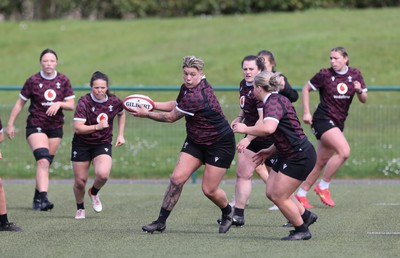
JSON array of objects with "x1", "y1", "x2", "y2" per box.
[
  {"x1": 254, "y1": 71, "x2": 283, "y2": 92},
  {"x1": 182, "y1": 56, "x2": 204, "y2": 71}
]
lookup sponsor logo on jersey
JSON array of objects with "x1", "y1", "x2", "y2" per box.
[
  {"x1": 41, "y1": 89, "x2": 57, "y2": 106},
  {"x1": 239, "y1": 96, "x2": 245, "y2": 109},
  {"x1": 334, "y1": 83, "x2": 351, "y2": 99},
  {"x1": 337, "y1": 83, "x2": 348, "y2": 95},
  {"x1": 97, "y1": 113, "x2": 108, "y2": 123}
]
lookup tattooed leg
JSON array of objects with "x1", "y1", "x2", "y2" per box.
[{"x1": 162, "y1": 181, "x2": 184, "y2": 211}]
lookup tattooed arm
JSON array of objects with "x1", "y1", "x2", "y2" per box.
[{"x1": 129, "y1": 105, "x2": 184, "y2": 123}]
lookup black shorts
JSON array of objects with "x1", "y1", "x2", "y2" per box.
[
  {"x1": 271, "y1": 145, "x2": 316, "y2": 181},
  {"x1": 264, "y1": 153, "x2": 279, "y2": 167},
  {"x1": 246, "y1": 138, "x2": 273, "y2": 153},
  {"x1": 311, "y1": 119, "x2": 344, "y2": 140},
  {"x1": 246, "y1": 138, "x2": 277, "y2": 167},
  {"x1": 26, "y1": 127, "x2": 63, "y2": 139},
  {"x1": 181, "y1": 132, "x2": 235, "y2": 169},
  {"x1": 71, "y1": 144, "x2": 112, "y2": 162}
]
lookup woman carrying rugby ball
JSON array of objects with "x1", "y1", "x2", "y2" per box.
[{"x1": 130, "y1": 56, "x2": 236, "y2": 234}]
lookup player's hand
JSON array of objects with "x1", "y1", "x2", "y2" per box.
[
  {"x1": 6, "y1": 125, "x2": 15, "y2": 140},
  {"x1": 129, "y1": 105, "x2": 149, "y2": 118},
  {"x1": 236, "y1": 137, "x2": 250, "y2": 153},
  {"x1": 252, "y1": 149, "x2": 272, "y2": 166},
  {"x1": 46, "y1": 101, "x2": 61, "y2": 116},
  {"x1": 303, "y1": 113, "x2": 313, "y2": 125},
  {"x1": 354, "y1": 81, "x2": 362, "y2": 93},
  {"x1": 232, "y1": 122, "x2": 247, "y2": 134},
  {"x1": 115, "y1": 136, "x2": 126, "y2": 147}
]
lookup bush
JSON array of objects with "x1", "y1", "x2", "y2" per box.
[{"x1": 1, "y1": 0, "x2": 399, "y2": 20}]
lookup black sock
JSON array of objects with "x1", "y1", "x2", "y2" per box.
[
  {"x1": 39, "y1": 192, "x2": 48, "y2": 200},
  {"x1": 34, "y1": 189, "x2": 40, "y2": 199},
  {"x1": 294, "y1": 224, "x2": 308, "y2": 233},
  {"x1": 234, "y1": 207, "x2": 244, "y2": 217},
  {"x1": 0, "y1": 214, "x2": 8, "y2": 225},
  {"x1": 157, "y1": 208, "x2": 170, "y2": 224},
  {"x1": 77, "y1": 203, "x2": 84, "y2": 210},
  {"x1": 221, "y1": 204, "x2": 232, "y2": 216},
  {"x1": 90, "y1": 186, "x2": 100, "y2": 196},
  {"x1": 301, "y1": 209, "x2": 311, "y2": 222}
]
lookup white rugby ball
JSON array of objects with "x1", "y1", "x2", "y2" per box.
[{"x1": 123, "y1": 94, "x2": 155, "y2": 112}]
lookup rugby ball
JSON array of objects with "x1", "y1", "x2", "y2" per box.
[{"x1": 122, "y1": 94, "x2": 155, "y2": 112}]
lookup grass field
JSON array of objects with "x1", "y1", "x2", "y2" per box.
[
  {"x1": 0, "y1": 8, "x2": 399, "y2": 179},
  {"x1": 1, "y1": 180, "x2": 400, "y2": 258}
]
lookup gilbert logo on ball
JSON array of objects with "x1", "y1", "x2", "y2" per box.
[{"x1": 123, "y1": 94, "x2": 155, "y2": 112}]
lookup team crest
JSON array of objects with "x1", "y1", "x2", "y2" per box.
[
  {"x1": 97, "y1": 113, "x2": 108, "y2": 123},
  {"x1": 239, "y1": 96, "x2": 245, "y2": 108},
  {"x1": 337, "y1": 83, "x2": 348, "y2": 95}
]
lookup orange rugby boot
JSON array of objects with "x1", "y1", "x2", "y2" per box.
[
  {"x1": 295, "y1": 194, "x2": 314, "y2": 209},
  {"x1": 314, "y1": 184, "x2": 335, "y2": 207}
]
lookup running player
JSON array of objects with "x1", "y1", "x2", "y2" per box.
[
  {"x1": 71, "y1": 71, "x2": 126, "y2": 219},
  {"x1": 232, "y1": 71, "x2": 317, "y2": 240},
  {"x1": 257, "y1": 49, "x2": 299, "y2": 211},
  {"x1": 6, "y1": 48, "x2": 75, "y2": 211},
  {"x1": 131, "y1": 56, "x2": 236, "y2": 234},
  {"x1": 228, "y1": 55, "x2": 270, "y2": 226},
  {"x1": 295, "y1": 46, "x2": 368, "y2": 208}
]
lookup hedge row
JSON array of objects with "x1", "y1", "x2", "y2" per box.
[{"x1": 0, "y1": 0, "x2": 399, "y2": 20}]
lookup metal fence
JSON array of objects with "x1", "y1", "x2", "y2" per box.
[{"x1": 0, "y1": 86, "x2": 399, "y2": 179}]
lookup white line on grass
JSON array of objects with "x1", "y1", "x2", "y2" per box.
[
  {"x1": 376, "y1": 203, "x2": 400, "y2": 206},
  {"x1": 367, "y1": 232, "x2": 400, "y2": 235}
]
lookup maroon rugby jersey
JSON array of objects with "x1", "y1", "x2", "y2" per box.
[
  {"x1": 309, "y1": 66, "x2": 367, "y2": 127},
  {"x1": 176, "y1": 78, "x2": 232, "y2": 145},
  {"x1": 263, "y1": 92, "x2": 310, "y2": 159},
  {"x1": 20, "y1": 71, "x2": 75, "y2": 130},
  {"x1": 73, "y1": 93, "x2": 124, "y2": 145},
  {"x1": 239, "y1": 79, "x2": 270, "y2": 143},
  {"x1": 239, "y1": 79, "x2": 264, "y2": 126}
]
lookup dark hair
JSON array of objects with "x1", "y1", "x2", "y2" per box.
[
  {"x1": 257, "y1": 50, "x2": 276, "y2": 71},
  {"x1": 331, "y1": 46, "x2": 350, "y2": 65},
  {"x1": 90, "y1": 71, "x2": 113, "y2": 96},
  {"x1": 241, "y1": 55, "x2": 264, "y2": 70},
  {"x1": 40, "y1": 48, "x2": 58, "y2": 61}
]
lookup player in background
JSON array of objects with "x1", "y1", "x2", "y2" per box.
[
  {"x1": 257, "y1": 50, "x2": 298, "y2": 103},
  {"x1": 0, "y1": 118, "x2": 22, "y2": 232},
  {"x1": 6, "y1": 48, "x2": 75, "y2": 211},
  {"x1": 71, "y1": 71, "x2": 125, "y2": 219},
  {"x1": 227, "y1": 55, "x2": 270, "y2": 226},
  {"x1": 295, "y1": 46, "x2": 368, "y2": 208},
  {"x1": 131, "y1": 56, "x2": 236, "y2": 234},
  {"x1": 232, "y1": 71, "x2": 317, "y2": 240},
  {"x1": 257, "y1": 50, "x2": 299, "y2": 211}
]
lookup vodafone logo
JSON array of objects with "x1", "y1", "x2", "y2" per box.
[
  {"x1": 44, "y1": 89, "x2": 56, "y2": 101},
  {"x1": 239, "y1": 96, "x2": 245, "y2": 108},
  {"x1": 97, "y1": 113, "x2": 108, "y2": 123},
  {"x1": 337, "y1": 83, "x2": 348, "y2": 95}
]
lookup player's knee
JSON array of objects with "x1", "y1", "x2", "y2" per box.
[{"x1": 33, "y1": 148, "x2": 52, "y2": 164}]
